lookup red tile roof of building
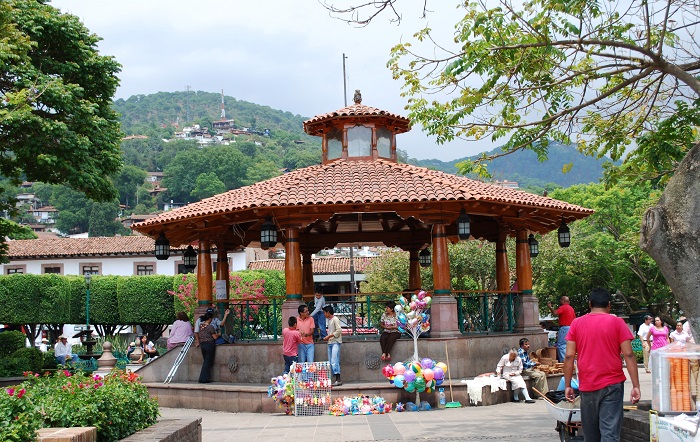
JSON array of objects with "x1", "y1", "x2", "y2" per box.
[
  {"x1": 304, "y1": 102, "x2": 410, "y2": 129},
  {"x1": 134, "y1": 158, "x2": 592, "y2": 228},
  {"x1": 249, "y1": 256, "x2": 376, "y2": 274},
  {"x1": 6, "y1": 236, "x2": 188, "y2": 259}
]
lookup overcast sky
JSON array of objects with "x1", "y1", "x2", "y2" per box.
[{"x1": 49, "y1": 0, "x2": 497, "y2": 161}]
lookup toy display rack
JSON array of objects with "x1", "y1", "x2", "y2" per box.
[{"x1": 292, "y1": 361, "x2": 333, "y2": 416}]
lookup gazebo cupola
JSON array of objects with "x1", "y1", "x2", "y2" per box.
[{"x1": 303, "y1": 91, "x2": 411, "y2": 164}]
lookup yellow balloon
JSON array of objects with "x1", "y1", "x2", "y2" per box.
[{"x1": 436, "y1": 362, "x2": 448, "y2": 373}]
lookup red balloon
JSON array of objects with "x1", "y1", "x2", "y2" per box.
[{"x1": 382, "y1": 365, "x2": 395, "y2": 378}]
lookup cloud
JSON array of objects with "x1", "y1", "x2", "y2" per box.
[{"x1": 50, "y1": 0, "x2": 493, "y2": 160}]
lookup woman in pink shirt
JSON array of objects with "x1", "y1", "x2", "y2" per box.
[
  {"x1": 167, "y1": 311, "x2": 194, "y2": 351},
  {"x1": 646, "y1": 317, "x2": 670, "y2": 351}
]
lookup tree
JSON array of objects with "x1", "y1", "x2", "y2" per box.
[
  {"x1": 113, "y1": 165, "x2": 147, "y2": 207},
  {"x1": 88, "y1": 201, "x2": 128, "y2": 237},
  {"x1": 191, "y1": 172, "x2": 226, "y2": 200},
  {"x1": 327, "y1": 0, "x2": 700, "y2": 336},
  {"x1": 0, "y1": 2, "x2": 122, "y2": 240}
]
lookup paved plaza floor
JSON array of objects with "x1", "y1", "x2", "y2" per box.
[{"x1": 159, "y1": 366, "x2": 652, "y2": 442}]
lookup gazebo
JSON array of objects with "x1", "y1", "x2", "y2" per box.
[{"x1": 132, "y1": 92, "x2": 593, "y2": 337}]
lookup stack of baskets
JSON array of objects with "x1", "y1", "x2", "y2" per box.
[{"x1": 530, "y1": 348, "x2": 564, "y2": 374}]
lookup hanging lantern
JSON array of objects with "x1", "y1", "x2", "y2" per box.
[
  {"x1": 154, "y1": 232, "x2": 170, "y2": 260},
  {"x1": 528, "y1": 234, "x2": 539, "y2": 258},
  {"x1": 260, "y1": 218, "x2": 278, "y2": 250},
  {"x1": 457, "y1": 209, "x2": 471, "y2": 240},
  {"x1": 419, "y1": 248, "x2": 431, "y2": 267},
  {"x1": 558, "y1": 219, "x2": 571, "y2": 248},
  {"x1": 183, "y1": 245, "x2": 197, "y2": 272}
]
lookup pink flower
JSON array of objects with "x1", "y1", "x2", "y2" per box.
[
  {"x1": 6, "y1": 388, "x2": 14, "y2": 396},
  {"x1": 93, "y1": 374, "x2": 102, "y2": 381},
  {"x1": 16, "y1": 389, "x2": 25, "y2": 399}
]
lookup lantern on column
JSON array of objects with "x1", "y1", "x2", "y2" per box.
[
  {"x1": 260, "y1": 218, "x2": 278, "y2": 250},
  {"x1": 558, "y1": 218, "x2": 571, "y2": 248},
  {"x1": 528, "y1": 234, "x2": 539, "y2": 257},
  {"x1": 419, "y1": 248, "x2": 431, "y2": 267},
  {"x1": 457, "y1": 209, "x2": 471, "y2": 240},
  {"x1": 154, "y1": 232, "x2": 170, "y2": 260}
]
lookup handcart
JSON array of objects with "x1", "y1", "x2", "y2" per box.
[{"x1": 536, "y1": 388, "x2": 583, "y2": 442}]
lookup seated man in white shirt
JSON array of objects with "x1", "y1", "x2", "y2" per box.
[
  {"x1": 496, "y1": 348, "x2": 535, "y2": 403},
  {"x1": 54, "y1": 334, "x2": 79, "y2": 365}
]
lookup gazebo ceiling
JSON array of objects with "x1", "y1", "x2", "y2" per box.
[{"x1": 131, "y1": 158, "x2": 593, "y2": 251}]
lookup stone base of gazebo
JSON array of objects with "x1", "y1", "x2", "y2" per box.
[{"x1": 137, "y1": 333, "x2": 547, "y2": 384}]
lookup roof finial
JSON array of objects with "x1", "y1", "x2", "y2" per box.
[{"x1": 353, "y1": 89, "x2": 362, "y2": 105}]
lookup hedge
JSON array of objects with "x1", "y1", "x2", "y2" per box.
[{"x1": 0, "y1": 271, "x2": 286, "y2": 327}]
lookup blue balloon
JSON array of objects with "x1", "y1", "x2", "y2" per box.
[{"x1": 393, "y1": 374, "x2": 406, "y2": 388}]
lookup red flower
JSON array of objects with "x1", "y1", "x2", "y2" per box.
[
  {"x1": 16, "y1": 389, "x2": 25, "y2": 399},
  {"x1": 6, "y1": 388, "x2": 14, "y2": 396}
]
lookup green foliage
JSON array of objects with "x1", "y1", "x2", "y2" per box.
[
  {"x1": 43, "y1": 350, "x2": 57, "y2": 370},
  {"x1": 116, "y1": 275, "x2": 175, "y2": 324},
  {"x1": 11, "y1": 348, "x2": 42, "y2": 373},
  {"x1": 191, "y1": 172, "x2": 226, "y2": 200},
  {"x1": 532, "y1": 182, "x2": 671, "y2": 316},
  {"x1": 89, "y1": 276, "x2": 121, "y2": 325},
  {"x1": 384, "y1": 0, "x2": 700, "y2": 182},
  {"x1": 0, "y1": 331, "x2": 26, "y2": 358},
  {"x1": 0, "y1": 370, "x2": 159, "y2": 441},
  {"x1": 0, "y1": 1, "x2": 122, "y2": 247}
]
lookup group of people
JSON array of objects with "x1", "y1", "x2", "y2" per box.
[
  {"x1": 637, "y1": 314, "x2": 695, "y2": 373},
  {"x1": 282, "y1": 296, "x2": 343, "y2": 386}
]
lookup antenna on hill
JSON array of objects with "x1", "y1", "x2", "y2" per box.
[
  {"x1": 185, "y1": 85, "x2": 191, "y2": 123},
  {"x1": 220, "y1": 89, "x2": 226, "y2": 121}
]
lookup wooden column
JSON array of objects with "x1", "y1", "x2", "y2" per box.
[
  {"x1": 302, "y1": 252, "x2": 314, "y2": 300},
  {"x1": 408, "y1": 249, "x2": 422, "y2": 290},
  {"x1": 282, "y1": 227, "x2": 303, "y2": 329},
  {"x1": 496, "y1": 232, "x2": 510, "y2": 292},
  {"x1": 515, "y1": 229, "x2": 540, "y2": 331},
  {"x1": 215, "y1": 246, "x2": 230, "y2": 304},
  {"x1": 430, "y1": 224, "x2": 460, "y2": 337},
  {"x1": 196, "y1": 241, "x2": 213, "y2": 313}
]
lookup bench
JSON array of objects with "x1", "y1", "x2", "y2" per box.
[{"x1": 463, "y1": 373, "x2": 564, "y2": 406}]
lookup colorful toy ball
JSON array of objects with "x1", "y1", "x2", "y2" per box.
[
  {"x1": 410, "y1": 361, "x2": 422, "y2": 373},
  {"x1": 405, "y1": 381, "x2": 416, "y2": 392},
  {"x1": 393, "y1": 374, "x2": 405, "y2": 388},
  {"x1": 423, "y1": 368, "x2": 434, "y2": 382},
  {"x1": 393, "y1": 363, "x2": 406, "y2": 375},
  {"x1": 415, "y1": 377, "x2": 426, "y2": 392},
  {"x1": 436, "y1": 362, "x2": 448, "y2": 373},
  {"x1": 382, "y1": 365, "x2": 395, "y2": 378},
  {"x1": 403, "y1": 370, "x2": 416, "y2": 383},
  {"x1": 421, "y1": 358, "x2": 435, "y2": 369},
  {"x1": 433, "y1": 366, "x2": 445, "y2": 380}
]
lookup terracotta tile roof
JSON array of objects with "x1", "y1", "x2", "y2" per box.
[
  {"x1": 249, "y1": 256, "x2": 376, "y2": 274},
  {"x1": 6, "y1": 236, "x2": 188, "y2": 259},
  {"x1": 133, "y1": 158, "x2": 592, "y2": 228},
  {"x1": 304, "y1": 103, "x2": 410, "y2": 134}
]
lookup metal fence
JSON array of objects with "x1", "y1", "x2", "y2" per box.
[
  {"x1": 221, "y1": 291, "x2": 520, "y2": 341},
  {"x1": 455, "y1": 291, "x2": 520, "y2": 334}
]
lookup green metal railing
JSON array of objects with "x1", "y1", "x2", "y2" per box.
[
  {"x1": 455, "y1": 291, "x2": 520, "y2": 334},
  {"x1": 220, "y1": 291, "x2": 521, "y2": 341}
]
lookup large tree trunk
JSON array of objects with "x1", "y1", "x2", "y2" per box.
[{"x1": 640, "y1": 141, "x2": 700, "y2": 338}]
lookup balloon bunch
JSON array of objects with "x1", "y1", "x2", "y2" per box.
[
  {"x1": 268, "y1": 373, "x2": 295, "y2": 415},
  {"x1": 396, "y1": 290, "x2": 432, "y2": 336},
  {"x1": 382, "y1": 357, "x2": 448, "y2": 394}
]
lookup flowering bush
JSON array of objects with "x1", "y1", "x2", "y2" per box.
[
  {"x1": 0, "y1": 370, "x2": 159, "y2": 442},
  {"x1": 168, "y1": 274, "x2": 198, "y2": 321}
]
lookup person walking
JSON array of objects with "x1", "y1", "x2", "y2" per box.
[
  {"x1": 637, "y1": 315, "x2": 653, "y2": 373},
  {"x1": 564, "y1": 288, "x2": 641, "y2": 442},
  {"x1": 548, "y1": 296, "x2": 575, "y2": 362},
  {"x1": 323, "y1": 305, "x2": 343, "y2": 386},
  {"x1": 646, "y1": 316, "x2": 670, "y2": 354}
]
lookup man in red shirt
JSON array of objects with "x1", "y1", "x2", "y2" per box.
[
  {"x1": 548, "y1": 296, "x2": 575, "y2": 362},
  {"x1": 564, "y1": 288, "x2": 640, "y2": 442}
]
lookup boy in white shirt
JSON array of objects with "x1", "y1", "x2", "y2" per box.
[{"x1": 310, "y1": 290, "x2": 327, "y2": 341}]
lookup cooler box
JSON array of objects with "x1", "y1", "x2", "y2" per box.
[{"x1": 650, "y1": 341, "x2": 700, "y2": 413}]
